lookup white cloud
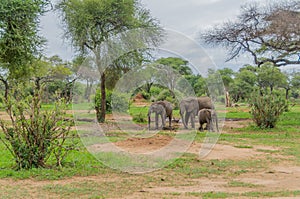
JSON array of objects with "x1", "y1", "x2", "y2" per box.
[{"x1": 41, "y1": 0, "x2": 261, "y2": 69}]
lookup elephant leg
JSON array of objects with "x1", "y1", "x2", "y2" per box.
[
  {"x1": 199, "y1": 123, "x2": 204, "y2": 132},
  {"x1": 181, "y1": 114, "x2": 187, "y2": 129},
  {"x1": 180, "y1": 107, "x2": 187, "y2": 129},
  {"x1": 169, "y1": 114, "x2": 172, "y2": 128},
  {"x1": 161, "y1": 113, "x2": 166, "y2": 128},
  {"x1": 191, "y1": 113, "x2": 195, "y2": 129},
  {"x1": 148, "y1": 114, "x2": 151, "y2": 130},
  {"x1": 184, "y1": 112, "x2": 190, "y2": 129},
  {"x1": 207, "y1": 119, "x2": 212, "y2": 132},
  {"x1": 215, "y1": 115, "x2": 219, "y2": 132},
  {"x1": 155, "y1": 113, "x2": 159, "y2": 130}
]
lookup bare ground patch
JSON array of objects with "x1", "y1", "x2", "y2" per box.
[{"x1": 1, "y1": 115, "x2": 300, "y2": 198}]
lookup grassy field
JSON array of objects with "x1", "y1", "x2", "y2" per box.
[{"x1": 0, "y1": 104, "x2": 300, "y2": 198}]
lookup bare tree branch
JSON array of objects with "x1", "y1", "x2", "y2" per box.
[{"x1": 200, "y1": 0, "x2": 300, "y2": 67}]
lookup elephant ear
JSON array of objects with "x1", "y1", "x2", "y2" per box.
[{"x1": 207, "y1": 109, "x2": 213, "y2": 117}]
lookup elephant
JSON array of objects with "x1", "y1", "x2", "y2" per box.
[
  {"x1": 179, "y1": 97, "x2": 199, "y2": 129},
  {"x1": 180, "y1": 96, "x2": 213, "y2": 129},
  {"x1": 198, "y1": 108, "x2": 219, "y2": 132},
  {"x1": 148, "y1": 101, "x2": 173, "y2": 130}
]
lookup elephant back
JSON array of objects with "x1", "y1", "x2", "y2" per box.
[
  {"x1": 180, "y1": 97, "x2": 199, "y2": 113},
  {"x1": 155, "y1": 101, "x2": 173, "y2": 116},
  {"x1": 149, "y1": 103, "x2": 166, "y2": 115},
  {"x1": 198, "y1": 96, "x2": 214, "y2": 110}
]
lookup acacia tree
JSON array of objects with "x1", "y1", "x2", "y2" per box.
[
  {"x1": 57, "y1": 0, "x2": 162, "y2": 122},
  {"x1": 201, "y1": 0, "x2": 300, "y2": 67}
]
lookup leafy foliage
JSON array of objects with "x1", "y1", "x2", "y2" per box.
[
  {"x1": 155, "y1": 57, "x2": 192, "y2": 76},
  {"x1": 249, "y1": 92, "x2": 288, "y2": 128},
  {"x1": 94, "y1": 89, "x2": 129, "y2": 114},
  {"x1": 0, "y1": 83, "x2": 77, "y2": 169},
  {"x1": 57, "y1": 0, "x2": 162, "y2": 122},
  {"x1": 0, "y1": 0, "x2": 50, "y2": 78},
  {"x1": 257, "y1": 63, "x2": 287, "y2": 92}
]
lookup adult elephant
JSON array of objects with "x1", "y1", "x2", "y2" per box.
[{"x1": 180, "y1": 96, "x2": 213, "y2": 129}]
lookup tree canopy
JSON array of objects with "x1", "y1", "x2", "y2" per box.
[
  {"x1": 57, "y1": 0, "x2": 162, "y2": 122},
  {"x1": 0, "y1": 0, "x2": 50, "y2": 79},
  {"x1": 201, "y1": 0, "x2": 300, "y2": 67}
]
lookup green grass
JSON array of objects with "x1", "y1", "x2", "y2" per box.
[
  {"x1": 242, "y1": 190, "x2": 300, "y2": 198},
  {"x1": 72, "y1": 102, "x2": 94, "y2": 111},
  {"x1": 1, "y1": 104, "x2": 300, "y2": 180},
  {"x1": 184, "y1": 190, "x2": 300, "y2": 198},
  {"x1": 186, "y1": 191, "x2": 237, "y2": 198},
  {"x1": 0, "y1": 140, "x2": 108, "y2": 180},
  {"x1": 234, "y1": 145, "x2": 253, "y2": 149},
  {"x1": 225, "y1": 111, "x2": 251, "y2": 119},
  {"x1": 42, "y1": 181, "x2": 109, "y2": 198}
]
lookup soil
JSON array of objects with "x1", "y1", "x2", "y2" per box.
[{"x1": 1, "y1": 117, "x2": 300, "y2": 198}]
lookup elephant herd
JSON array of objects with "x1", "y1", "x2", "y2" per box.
[{"x1": 147, "y1": 96, "x2": 219, "y2": 132}]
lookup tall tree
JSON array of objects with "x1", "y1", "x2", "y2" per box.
[
  {"x1": 57, "y1": 0, "x2": 162, "y2": 122},
  {"x1": 201, "y1": 0, "x2": 300, "y2": 67},
  {"x1": 0, "y1": 0, "x2": 50, "y2": 80},
  {"x1": 218, "y1": 68, "x2": 235, "y2": 106},
  {"x1": 257, "y1": 63, "x2": 287, "y2": 93},
  {"x1": 229, "y1": 66, "x2": 257, "y2": 102},
  {"x1": 155, "y1": 57, "x2": 192, "y2": 76}
]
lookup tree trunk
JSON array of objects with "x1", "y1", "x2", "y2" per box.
[
  {"x1": 0, "y1": 78, "x2": 9, "y2": 100},
  {"x1": 225, "y1": 90, "x2": 231, "y2": 107},
  {"x1": 97, "y1": 73, "x2": 106, "y2": 123},
  {"x1": 270, "y1": 85, "x2": 273, "y2": 94},
  {"x1": 85, "y1": 80, "x2": 93, "y2": 103},
  {"x1": 285, "y1": 88, "x2": 289, "y2": 100}
]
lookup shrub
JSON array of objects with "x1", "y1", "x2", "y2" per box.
[
  {"x1": 132, "y1": 113, "x2": 147, "y2": 123},
  {"x1": 94, "y1": 89, "x2": 112, "y2": 113},
  {"x1": 217, "y1": 95, "x2": 225, "y2": 103},
  {"x1": 150, "y1": 86, "x2": 163, "y2": 97},
  {"x1": 249, "y1": 92, "x2": 288, "y2": 128},
  {"x1": 95, "y1": 89, "x2": 129, "y2": 114},
  {"x1": 157, "y1": 89, "x2": 173, "y2": 101},
  {"x1": 140, "y1": 91, "x2": 150, "y2": 100},
  {"x1": 0, "y1": 83, "x2": 78, "y2": 169},
  {"x1": 111, "y1": 92, "x2": 129, "y2": 113}
]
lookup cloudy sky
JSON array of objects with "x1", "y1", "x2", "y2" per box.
[{"x1": 40, "y1": 0, "x2": 267, "y2": 70}]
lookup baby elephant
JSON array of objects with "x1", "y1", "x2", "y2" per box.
[
  {"x1": 198, "y1": 109, "x2": 219, "y2": 132},
  {"x1": 148, "y1": 101, "x2": 173, "y2": 130}
]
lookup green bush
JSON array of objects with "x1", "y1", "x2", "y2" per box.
[
  {"x1": 150, "y1": 86, "x2": 163, "y2": 97},
  {"x1": 217, "y1": 95, "x2": 225, "y2": 103},
  {"x1": 94, "y1": 89, "x2": 112, "y2": 113},
  {"x1": 157, "y1": 89, "x2": 173, "y2": 101},
  {"x1": 95, "y1": 89, "x2": 129, "y2": 114},
  {"x1": 249, "y1": 92, "x2": 288, "y2": 128},
  {"x1": 0, "y1": 84, "x2": 77, "y2": 169},
  {"x1": 132, "y1": 113, "x2": 147, "y2": 123},
  {"x1": 140, "y1": 91, "x2": 150, "y2": 100},
  {"x1": 111, "y1": 92, "x2": 129, "y2": 113}
]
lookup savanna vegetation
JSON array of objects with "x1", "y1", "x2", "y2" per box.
[{"x1": 0, "y1": 0, "x2": 299, "y2": 198}]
